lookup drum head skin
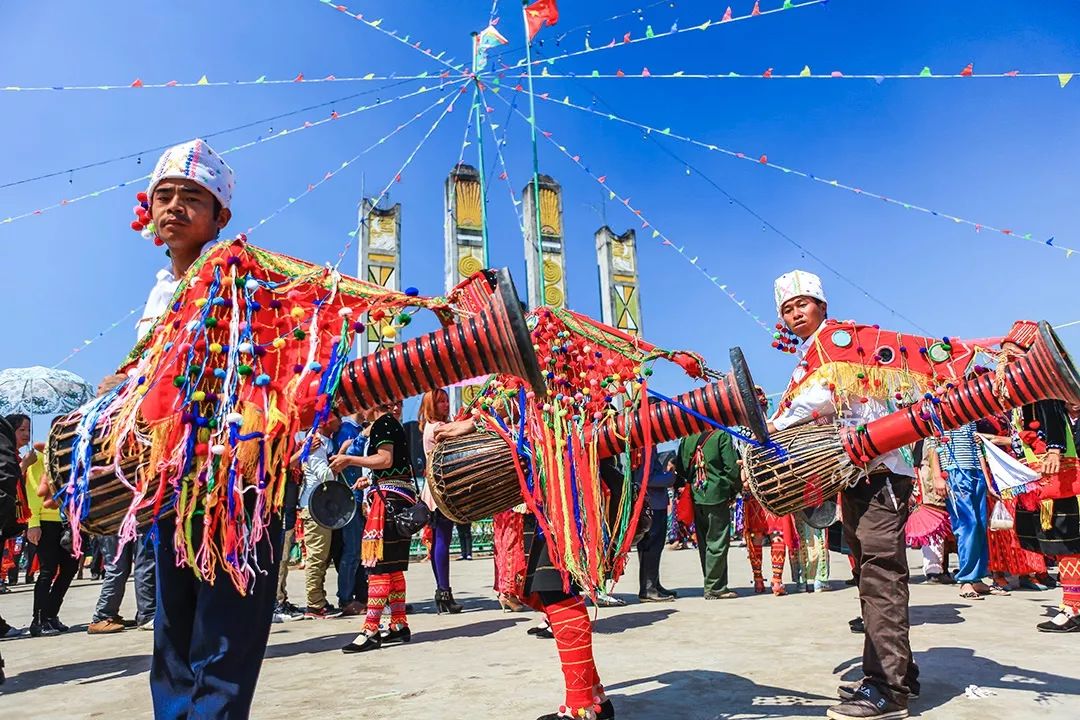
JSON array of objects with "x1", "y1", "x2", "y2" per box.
[
  {"x1": 800, "y1": 500, "x2": 838, "y2": 529},
  {"x1": 729, "y1": 346, "x2": 769, "y2": 443},
  {"x1": 309, "y1": 479, "x2": 357, "y2": 530}
]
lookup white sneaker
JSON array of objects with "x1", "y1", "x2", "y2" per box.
[{"x1": 137, "y1": 619, "x2": 155, "y2": 631}]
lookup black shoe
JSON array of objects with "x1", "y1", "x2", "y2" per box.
[
  {"x1": 638, "y1": 589, "x2": 675, "y2": 603},
  {"x1": 342, "y1": 634, "x2": 382, "y2": 653},
  {"x1": 656, "y1": 585, "x2": 678, "y2": 598},
  {"x1": 45, "y1": 617, "x2": 69, "y2": 633},
  {"x1": 29, "y1": 620, "x2": 56, "y2": 638},
  {"x1": 405, "y1": 603, "x2": 415, "y2": 613},
  {"x1": 528, "y1": 624, "x2": 554, "y2": 639},
  {"x1": 435, "y1": 589, "x2": 464, "y2": 615},
  {"x1": 849, "y1": 617, "x2": 865, "y2": 634},
  {"x1": 827, "y1": 684, "x2": 908, "y2": 719},
  {"x1": 1037, "y1": 614, "x2": 1080, "y2": 633},
  {"x1": 597, "y1": 699, "x2": 615, "y2": 719},
  {"x1": 380, "y1": 625, "x2": 412, "y2": 645},
  {"x1": 839, "y1": 681, "x2": 919, "y2": 702},
  {"x1": 845, "y1": 576, "x2": 858, "y2": 586},
  {"x1": 25, "y1": 573, "x2": 35, "y2": 585}
]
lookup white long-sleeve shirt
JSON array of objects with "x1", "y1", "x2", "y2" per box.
[{"x1": 772, "y1": 325, "x2": 914, "y2": 477}]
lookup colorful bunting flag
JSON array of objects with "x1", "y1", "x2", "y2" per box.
[
  {"x1": 799, "y1": 65, "x2": 811, "y2": 77},
  {"x1": 752, "y1": 1, "x2": 761, "y2": 16},
  {"x1": 1060, "y1": 73, "x2": 1074, "y2": 88},
  {"x1": 722, "y1": 6, "x2": 733, "y2": 22}
]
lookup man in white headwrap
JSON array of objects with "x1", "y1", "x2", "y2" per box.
[
  {"x1": 122, "y1": 140, "x2": 283, "y2": 719},
  {"x1": 767, "y1": 270, "x2": 918, "y2": 720}
]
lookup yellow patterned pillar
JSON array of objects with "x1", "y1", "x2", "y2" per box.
[
  {"x1": 359, "y1": 199, "x2": 402, "y2": 355},
  {"x1": 595, "y1": 226, "x2": 642, "y2": 337},
  {"x1": 522, "y1": 175, "x2": 567, "y2": 310}
]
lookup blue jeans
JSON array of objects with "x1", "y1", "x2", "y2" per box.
[
  {"x1": 151, "y1": 517, "x2": 281, "y2": 719},
  {"x1": 336, "y1": 503, "x2": 363, "y2": 607},
  {"x1": 945, "y1": 468, "x2": 989, "y2": 583}
]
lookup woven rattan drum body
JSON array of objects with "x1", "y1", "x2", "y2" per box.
[{"x1": 426, "y1": 433, "x2": 521, "y2": 524}]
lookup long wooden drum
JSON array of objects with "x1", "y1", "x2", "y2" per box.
[
  {"x1": 46, "y1": 411, "x2": 161, "y2": 536},
  {"x1": 427, "y1": 433, "x2": 522, "y2": 523},
  {"x1": 742, "y1": 423, "x2": 862, "y2": 517}
]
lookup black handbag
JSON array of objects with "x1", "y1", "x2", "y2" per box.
[{"x1": 392, "y1": 500, "x2": 430, "y2": 536}]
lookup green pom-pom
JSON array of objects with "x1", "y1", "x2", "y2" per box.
[
  {"x1": 204, "y1": 317, "x2": 218, "y2": 328},
  {"x1": 293, "y1": 328, "x2": 306, "y2": 340},
  {"x1": 237, "y1": 364, "x2": 253, "y2": 376},
  {"x1": 396, "y1": 312, "x2": 412, "y2": 326},
  {"x1": 172, "y1": 376, "x2": 186, "y2": 388},
  {"x1": 643, "y1": 367, "x2": 653, "y2": 377}
]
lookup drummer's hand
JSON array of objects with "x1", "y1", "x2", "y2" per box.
[
  {"x1": 433, "y1": 420, "x2": 475, "y2": 442},
  {"x1": 22, "y1": 448, "x2": 39, "y2": 468},
  {"x1": 27, "y1": 526, "x2": 41, "y2": 545},
  {"x1": 309, "y1": 435, "x2": 324, "y2": 452},
  {"x1": 328, "y1": 455, "x2": 355, "y2": 475},
  {"x1": 932, "y1": 473, "x2": 948, "y2": 498},
  {"x1": 1042, "y1": 449, "x2": 1062, "y2": 475},
  {"x1": 42, "y1": 498, "x2": 59, "y2": 510},
  {"x1": 352, "y1": 478, "x2": 370, "y2": 491}
]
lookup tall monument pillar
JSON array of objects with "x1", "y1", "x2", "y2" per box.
[
  {"x1": 595, "y1": 226, "x2": 642, "y2": 336},
  {"x1": 358, "y1": 199, "x2": 402, "y2": 355},
  {"x1": 444, "y1": 164, "x2": 487, "y2": 410},
  {"x1": 522, "y1": 174, "x2": 567, "y2": 310}
]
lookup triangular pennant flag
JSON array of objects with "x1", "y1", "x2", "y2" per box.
[
  {"x1": 597, "y1": 175, "x2": 607, "y2": 183},
  {"x1": 641, "y1": 67, "x2": 651, "y2": 77},
  {"x1": 645, "y1": 25, "x2": 655, "y2": 38},
  {"x1": 363, "y1": 73, "x2": 376, "y2": 80},
  {"x1": 255, "y1": 75, "x2": 267, "y2": 83},
  {"x1": 799, "y1": 65, "x2": 811, "y2": 77},
  {"x1": 623, "y1": 32, "x2": 632, "y2": 43},
  {"x1": 591, "y1": 70, "x2": 599, "y2": 77},
  {"x1": 165, "y1": 80, "x2": 178, "y2": 87},
  {"x1": 784, "y1": 0, "x2": 794, "y2": 7},
  {"x1": 196, "y1": 75, "x2": 209, "y2": 85},
  {"x1": 919, "y1": 66, "x2": 932, "y2": 77},
  {"x1": 752, "y1": 1, "x2": 761, "y2": 16},
  {"x1": 130, "y1": 78, "x2": 143, "y2": 88},
  {"x1": 1059, "y1": 73, "x2": 1074, "y2": 88},
  {"x1": 616, "y1": 69, "x2": 625, "y2": 77},
  {"x1": 721, "y1": 6, "x2": 732, "y2": 22},
  {"x1": 652, "y1": 230, "x2": 660, "y2": 238},
  {"x1": 370, "y1": 18, "x2": 382, "y2": 27},
  {"x1": 960, "y1": 63, "x2": 974, "y2": 77},
  {"x1": 759, "y1": 155, "x2": 768, "y2": 164},
  {"x1": 673, "y1": 70, "x2": 685, "y2": 77},
  {"x1": 763, "y1": 68, "x2": 773, "y2": 78},
  {"x1": 609, "y1": 191, "x2": 616, "y2": 200},
  {"x1": 697, "y1": 20, "x2": 711, "y2": 30}
]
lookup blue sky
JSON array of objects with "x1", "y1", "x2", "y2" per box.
[{"x1": 2, "y1": 0, "x2": 1079, "y2": 434}]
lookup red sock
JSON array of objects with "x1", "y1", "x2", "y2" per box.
[
  {"x1": 1059, "y1": 555, "x2": 1080, "y2": 613},
  {"x1": 545, "y1": 596, "x2": 599, "y2": 713},
  {"x1": 770, "y1": 532, "x2": 786, "y2": 584},
  {"x1": 364, "y1": 574, "x2": 391, "y2": 634},
  {"x1": 746, "y1": 533, "x2": 763, "y2": 582},
  {"x1": 388, "y1": 571, "x2": 408, "y2": 627}
]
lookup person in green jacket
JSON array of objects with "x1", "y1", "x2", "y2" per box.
[{"x1": 675, "y1": 430, "x2": 741, "y2": 599}]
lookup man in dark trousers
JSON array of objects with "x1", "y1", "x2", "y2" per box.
[
  {"x1": 675, "y1": 430, "x2": 740, "y2": 599},
  {"x1": 634, "y1": 446, "x2": 677, "y2": 602},
  {"x1": 768, "y1": 270, "x2": 917, "y2": 720}
]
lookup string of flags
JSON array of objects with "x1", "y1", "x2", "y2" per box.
[
  {"x1": 526, "y1": 66, "x2": 1077, "y2": 86},
  {"x1": 0, "y1": 77, "x2": 468, "y2": 228},
  {"x1": 496, "y1": 0, "x2": 827, "y2": 72},
  {"x1": 331, "y1": 84, "x2": 470, "y2": 271},
  {"x1": 315, "y1": 0, "x2": 468, "y2": 75},
  {"x1": 1, "y1": 72, "x2": 458, "y2": 92},
  {"x1": 475, "y1": 89, "x2": 526, "y2": 233},
  {"x1": 514, "y1": 86, "x2": 1075, "y2": 257},
  {"x1": 246, "y1": 89, "x2": 459, "y2": 237},
  {"x1": 486, "y1": 86, "x2": 773, "y2": 334},
  {"x1": 52, "y1": 305, "x2": 141, "y2": 369}
]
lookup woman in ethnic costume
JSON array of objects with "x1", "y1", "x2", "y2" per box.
[{"x1": 336, "y1": 402, "x2": 417, "y2": 652}]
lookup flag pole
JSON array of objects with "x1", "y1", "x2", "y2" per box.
[
  {"x1": 470, "y1": 32, "x2": 492, "y2": 268},
  {"x1": 521, "y1": 0, "x2": 546, "y2": 309}
]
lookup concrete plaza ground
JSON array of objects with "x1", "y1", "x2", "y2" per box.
[{"x1": 1, "y1": 545, "x2": 1078, "y2": 719}]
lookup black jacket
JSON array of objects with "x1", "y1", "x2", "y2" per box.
[{"x1": 0, "y1": 415, "x2": 23, "y2": 538}]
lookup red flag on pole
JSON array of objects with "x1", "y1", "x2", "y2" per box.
[{"x1": 525, "y1": 0, "x2": 559, "y2": 41}]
